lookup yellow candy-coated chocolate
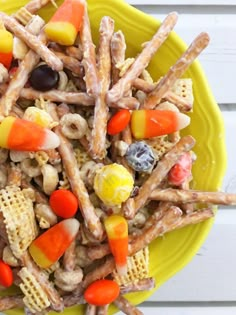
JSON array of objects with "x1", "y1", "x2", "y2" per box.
[{"x1": 94, "y1": 163, "x2": 134, "y2": 207}]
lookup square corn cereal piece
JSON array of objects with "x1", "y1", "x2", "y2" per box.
[
  {"x1": 113, "y1": 247, "x2": 149, "y2": 286},
  {"x1": 19, "y1": 267, "x2": 50, "y2": 313},
  {"x1": 146, "y1": 136, "x2": 174, "y2": 161},
  {"x1": 0, "y1": 185, "x2": 38, "y2": 258},
  {"x1": 171, "y1": 78, "x2": 194, "y2": 106}
]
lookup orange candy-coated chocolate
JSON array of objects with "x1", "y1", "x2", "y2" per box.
[
  {"x1": 84, "y1": 279, "x2": 120, "y2": 306},
  {"x1": 107, "y1": 109, "x2": 131, "y2": 135},
  {"x1": 49, "y1": 189, "x2": 79, "y2": 218},
  {"x1": 0, "y1": 260, "x2": 13, "y2": 288},
  {"x1": 29, "y1": 218, "x2": 79, "y2": 268}
]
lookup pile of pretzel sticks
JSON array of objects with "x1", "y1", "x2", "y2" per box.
[{"x1": 0, "y1": 0, "x2": 236, "y2": 314}]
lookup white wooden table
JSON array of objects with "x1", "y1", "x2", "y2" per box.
[
  {"x1": 122, "y1": 0, "x2": 236, "y2": 314},
  {"x1": 0, "y1": 1, "x2": 236, "y2": 315}
]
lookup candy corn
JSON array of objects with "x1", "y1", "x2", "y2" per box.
[
  {"x1": 93, "y1": 163, "x2": 134, "y2": 207},
  {"x1": 44, "y1": 0, "x2": 85, "y2": 46},
  {"x1": 84, "y1": 279, "x2": 120, "y2": 306},
  {"x1": 131, "y1": 109, "x2": 190, "y2": 139},
  {"x1": 0, "y1": 25, "x2": 13, "y2": 69},
  {"x1": 0, "y1": 116, "x2": 60, "y2": 151},
  {"x1": 29, "y1": 218, "x2": 80, "y2": 268},
  {"x1": 104, "y1": 215, "x2": 128, "y2": 275}
]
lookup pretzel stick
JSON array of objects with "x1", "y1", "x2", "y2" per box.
[
  {"x1": 73, "y1": 255, "x2": 116, "y2": 297},
  {"x1": 133, "y1": 78, "x2": 156, "y2": 93},
  {"x1": 150, "y1": 188, "x2": 236, "y2": 205},
  {"x1": 24, "y1": 0, "x2": 56, "y2": 14},
  {"x1": 78, "y1": 207, "x2": 213, "y2": 276},
  {"x1": 63, "y1": 240, "x2": 76, "y2": 272},
  {"x1": 0, "y1": 13, "x2": 63, "y2": 71},
  {"x1": 86, "y1": 304, "x2": 97, "y2": 315},
  {"x1": 80, "y1": 1, "x2": 99, "y2": 96},
  {"x1": 87, "y1": 243, "x2": 110, "y2": 261},
  {"x1": 106, "y1": 12, "x2": 178, "y2": 104},
  {"x1": 97, "y1": 305, "x2": 109, "y2": 315},
  {"x1": 142, "y1": 32, "x2": 210, "y2": 109},
  {"x1": 120, "y1": 277, "x2": 155, "y2": 295},
  {"x1": 47, "y1": 104, "x2": 104, "y2": 240},
  {"x1": 129, "y1": 206, "x2": 182, "y2": 255},
  {"x1": 7, "y1": 163, "x2": 22, "y2": 186},
  {"x1": 114, "y1": 295, "x2": 144, "y2": 315},
  {"x1": 0, "y1": 295, "x2": 24, "y2": 311},
  {"x1": 123, "y1": 135, "x2": 196, "y2": 219},
  {"x1": 19, "y1": 88, "x2": 136, "y2": 109},
  {"x1": 65, "y1": 46, "x2": 83, "y2": 61},
  {"x1": 90, "y1": 16, "x2": 114, "y2": 159},
  {"x1": 20, "y1": 88, "x2": 94, "y2": 106},
  {"x1": 63, "y1": 294, "x2": 85, "y2": 308},
  {"x1": 133, "y1": 78, "x2": 192, "y2": 111},
  {"x1": 0, "y1": 27, "x2": 46, "y2": 117},
  {"x1": 115, "y1": 97, "x2": 140, "y2": 109},
  {"x1": 21, "y1": 252, "x2": 64, "y2": 312},
  {"x1": 129, "y1": 206, "x2": 214, "y2": 256},
  {"x1": 111, "y1": 30, "x2": 127, "y2": 85},
  {"x1": 24, "y1": 308, "x2": 48, "y2": 315},
  {"x1": 50, "y1": 50, "x2": 85, "y2": 77},
  {"x1": 164, "y1": 90, "x2": 193, "y2": 111}
]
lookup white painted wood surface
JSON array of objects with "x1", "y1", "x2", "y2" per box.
[
  {"x1": 128, "y1": 0, "x2": 236, "y2": 104},
  {"x1": 0, "y1": 1, "x2": 235, "y2": 315}
]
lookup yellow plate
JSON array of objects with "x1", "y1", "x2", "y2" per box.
[{"x1": 0, "y1": 0, "x2": 227, "y2": 314}]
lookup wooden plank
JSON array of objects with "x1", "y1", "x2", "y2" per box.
[
  {"x1": 221, "y1": 111, "x2": 236, "y2": 193},
  {"x1": 128, "y1": 0, "x2": 236, "y2": 5},
  {"x1": 118, "y1": 303, "x2": 236, "y2": 315},
  {"x1": 148, "y1": 208, "x2": 236, "y2": 301}
]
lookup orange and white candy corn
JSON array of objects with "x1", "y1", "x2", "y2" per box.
[
  {"x1": 29, "y1": 218, "x2": 80, "y2": 268},
  {"x1": 131, "y1": 109, "x2": 190, "y2": 139},
  {"x1": 104, "y1": 215, "x2": 128, "y2": 276},
  {"x1": 0, "y1": 116, "x2": 60, "y2": 151}
]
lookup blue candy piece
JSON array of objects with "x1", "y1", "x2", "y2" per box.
[{"x1": 125, "y1": 141, "x2": 155, "y2": 172}]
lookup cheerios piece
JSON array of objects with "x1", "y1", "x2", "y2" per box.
[
  {"x1": 80, "y1": 161, "x2": 103, "y2": 189},
  {"x1": 41, "y1": 164, "x2": 59, "y2": 195},
  {"x1": 9, "y1": 150, "x2": 30, "y2": 163},
  {"x1": 2, "y1": 245, "x2": 19, "y2": 267},
  {"x1": 60, "y1": 113, "x2": 88, "y2": 139},
  {"x1": 35, "y1": 203, "x2": 58, "y2": 229},
  {"x1": 20, "y1": 158, "x2": 41, "y2": 178}
]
